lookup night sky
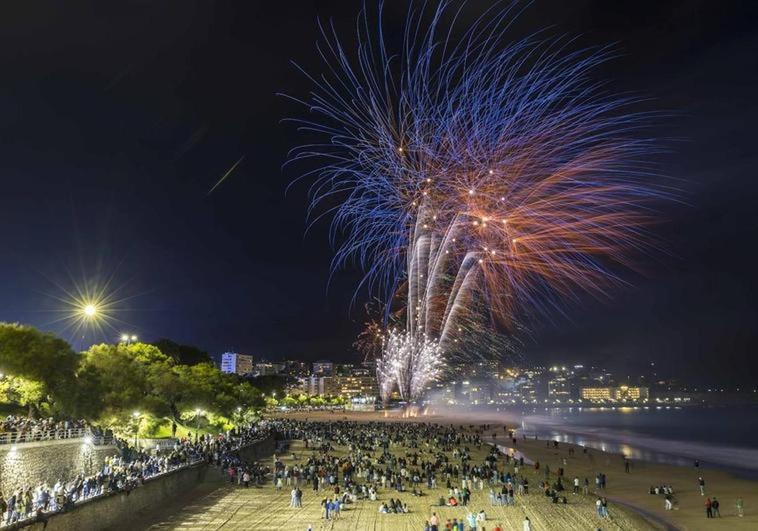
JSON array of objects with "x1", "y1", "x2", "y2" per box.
[{"x1": 0, "y1": 1, "x2": 756, "y2": 385}]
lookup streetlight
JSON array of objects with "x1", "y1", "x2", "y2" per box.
[{"x1": 83, "y1": 304, "x2": 98, "y2": 318}]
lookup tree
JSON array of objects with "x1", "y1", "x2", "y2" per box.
[
  {"x1": 79, "y1": 342, "x2": 265, "y2": 437},
  {"x1": 0, "y1": 376, "x2": 45, "y2": 417},
  {"x1": 246, "y1": 374, "x2": 292, "y2": 396},
  {"x1": 0, "y1": 323, "x2": 79, "y2": 417},
  {"x1": 151, "y1": 338, "x2": 211, "y2": 366}
]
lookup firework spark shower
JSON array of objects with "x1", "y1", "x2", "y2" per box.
[{"x1": 287, "y1": 1, "x2": 671, "y2": 399}]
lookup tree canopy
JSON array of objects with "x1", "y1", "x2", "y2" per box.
[
  {"x1": 151, "y1": 338, "x2": 211, "y2": 365},
  {"x1": 0, "y1": 323, "x2": 80, "y2": 416},
  {"x1": 0, "y1": 323, "x2": 265, "y2": 435},
  {"x1": 78, "y1": 342, "x2": 263, "y2": 436}
]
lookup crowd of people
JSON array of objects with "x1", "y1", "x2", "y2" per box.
[
  {"x1": 0, "y1": 416, "x2": 95, "y2": 445},
  {"x1": 0, "y1": 422, "x2": 272, "y2": 528},
  {"x1": 260, "y1": 419, "x2": 603, "y2": 529}
]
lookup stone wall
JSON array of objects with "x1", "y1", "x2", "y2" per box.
[
  {"x1": 237, "y1": 434, "x2": 276, "y2": 462},
  {"x1": 8, "y1": 434, "x2": 275, "y2": 531},
  {"x1": 0, "y1": 440, "x2": 118, "y2": 493},
  {"x1": 13, "y1": 462, "x2": 209, "y2": 531}
]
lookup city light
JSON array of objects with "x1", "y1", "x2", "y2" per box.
[{"x1": 40, "y1": 273, "x2": 141, "y2": 347}]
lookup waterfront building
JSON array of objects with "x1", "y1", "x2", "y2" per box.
[{"x1": 581, "y1": 385, "x2": 650, "y2": 402}]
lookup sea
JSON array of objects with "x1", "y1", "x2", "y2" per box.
[{"x1": 509, "y1": 404, "x2": 758, "y2": 479}]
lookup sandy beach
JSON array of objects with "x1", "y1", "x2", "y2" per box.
[{"x1": 275, "y1": 409, "x2": 758, "y2": 530}]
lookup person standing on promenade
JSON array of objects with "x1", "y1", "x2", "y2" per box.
[
  {"x1": 698, "y1": 476, "x2": 706, "y2": 495},
  {"x1": 522, "y1": 516, "x2": 531, "y2": 531},
  {"x1": 705, "y1": 497, "x2": 713, "y2": 518},
  {"x1": 736, "y1": 497, "x2": 744, "y2": 517}
]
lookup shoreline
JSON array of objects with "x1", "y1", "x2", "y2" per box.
[{"x1": 274, "y1": 409, "x2": 758, "y2": 530}]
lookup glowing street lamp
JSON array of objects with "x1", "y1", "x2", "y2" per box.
[
  {"x1": 83, "y1": 304, "x2": 98, "y2": 318},
  {"x1": 120, "y1": 334, "x2": 139, "y2": 344}
]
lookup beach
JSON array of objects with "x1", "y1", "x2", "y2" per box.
[{"x1": 275, "y1": 409, "x2": 758, "y2": 530}]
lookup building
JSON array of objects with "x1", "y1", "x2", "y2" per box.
[
  {"x1": 300, "y1": 375, "x2": 379, "y2": 398},
  {"x1": 220, "y1": 352, "x2": 237, "y2": 374},
  {"x1": 581, "y1": 386, "x2": 650, "y2": 402},
  {"x1": 283, "y1": 360, "x2": 311, "y2": 378},
  {"x1": 300, "y1": 375, "x2": 320, "y2": 396},
  {"x1": 615, "y1": 385, "x2": 649, "y2": 401},
  {"x1": 236, "y1": 354, "x2": 254, "y2": 375},
  {"x1": 580, "y1": 387, "x2": 613, "y2": 401},
  {"x1": 312, "y1": 360, "x2": 334, "y2": 375},
  {"x1": 547, "y1": 366, "x2": 572, "y2": 400},
  {"x1": 254, "y1": 361, "x2": 283, "y2": 376},
  {"x1": 220, "y1": 352, "x2": 254, "y2": 375},
  {"x1": 320, "y1": 375, "x2": 379, "y2": 398}
]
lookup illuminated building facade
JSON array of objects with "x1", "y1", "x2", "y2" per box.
[{"x1": 581, "y1": 386, "x2": 649, "y2": 402}]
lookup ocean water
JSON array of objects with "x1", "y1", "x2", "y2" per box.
[{"x1": 512, "y1": 405, "x2": 758, "y2": 477}]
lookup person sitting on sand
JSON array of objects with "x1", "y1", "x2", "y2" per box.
[{"x1": 447, "y1": 495, "x2": 459, "y2": 507}]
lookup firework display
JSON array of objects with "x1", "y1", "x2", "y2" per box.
[
  {"x1": 376, "y1": 329, "x2": 443, "y2": 402},
  {"x1": 288, "y1": 2, "x2": 667, "y2": 400}
]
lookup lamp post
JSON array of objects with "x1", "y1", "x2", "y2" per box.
[{"x1": 121, "y1": 334, "x2": 138, "y2": 345}]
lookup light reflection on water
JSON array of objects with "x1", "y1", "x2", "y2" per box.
[{"x1": 513, "y1": 405, "x2": 758, "y2": 479}]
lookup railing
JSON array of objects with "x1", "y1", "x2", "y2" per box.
[
  {"x1": 0, "y1": 430, "x2": 273, "y2": 529},
  {"x1": 0, "y1": 427, "x2": 106, "y2": 446},
  {"x1": 0, "y1": 456, "x2": 205, "y2": 529},
  {"x1": 137, "y1": 438, "x2": 178, "y2": 451}
]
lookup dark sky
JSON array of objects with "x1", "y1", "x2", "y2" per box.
[{"x1": 0, "y1": 1, "x2": 756, "y2": 385}]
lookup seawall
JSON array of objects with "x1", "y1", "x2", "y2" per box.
[
  {"x1": 0, "y1": 440, "x2": 118, "y2": 494},
  {"x1": 7, "y1": 434, "x2": 275, "y2": 531}
]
